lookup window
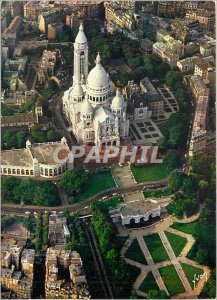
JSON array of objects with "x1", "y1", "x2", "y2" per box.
[
  {"x1": 30, "y1": 170, "x2": 34, "y2": 175},
  {"x1": 54, "y1": 168, "x2": 57, "y2": 176},
  {"x1": 49, "y1": 169, "x2": 53, "y2": 176},
  {"x1": 8, "y1": 168, "x2": 11, "y2": 174},
  {"x1": 26, "y1": 170, "x2": 29, "y2": 175},
  {"x1": 45, "y1": 169, "x2": 48, "y2": 176},
  {"x1": 3, "y1": 168, "x2": 7, "y2": 173},
  {"x1": 59, "y1": 167, "x2": 62, "y2": 174},
  {"x1": 21, "y1": 169, "x2": 24, "y2": 175},
  {"x1": 12, "y1": 169, "x2": 16, "y2": 174}
]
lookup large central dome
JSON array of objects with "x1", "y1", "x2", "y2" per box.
[{"x1": 87, "y1": 53, "x2": 109, "y2": 89}]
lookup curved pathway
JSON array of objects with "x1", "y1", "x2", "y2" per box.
[{"x1": 172, "y1": 204, "x2": 205, "y2": 224}]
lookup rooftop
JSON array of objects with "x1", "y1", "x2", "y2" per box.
[
  {"x1": 1, "y1": 112, "x2": 34, "y2": 126},
  {"x1": 1, "y1": 148, "x2": 33, "y2": 167},
  {"x1": 30, "y1": 141, "x2": 65, "y2": 165},
  {"x1": 21, "y1": 249, "x2": 35, "y2": 265}
]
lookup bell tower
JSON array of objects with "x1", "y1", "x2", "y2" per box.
[{"x1": 73, "y1": 22, "x2": 88, "y2": 85}]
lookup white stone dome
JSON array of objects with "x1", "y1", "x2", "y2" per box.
[
  {"x1": 111, "y1": 88, "x2": 124, "y2": 109},
  {"x1": 81, "y1": 98, "x2": 93, "y2": 114},
  {"x1": 87, "y1": 53, "x2": 109, "y2": 89},
  {"x1": 75, "y1": 23, "x2": 87, "y2": 44}
]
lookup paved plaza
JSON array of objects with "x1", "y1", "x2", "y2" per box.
[
  {"x1": 117, "y1": 214, "x2": 210, "y2": 299},
  {"x1": 112, "y1": 165, "x2": 136, "y2": 188}
]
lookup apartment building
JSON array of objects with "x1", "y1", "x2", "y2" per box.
[
  {"x1": 24, "y1": 2, "x2": 42, "y2": 20},
  {"x1": 189, "y1": 75, "x2": 210, "y2": 99},
  {"x1": 200, "y1": 42, "x2": 214, "y2": 57},
  {"x1": 45, "y1": 248, "x2": 90, "y2": 299},
  {"x1": 1, "y1": 248, "x2": 35, "y2": 299},
  {"x1": 48, "y1": 23, "x2": 63, "y2": 40},
  {"x1": 186, "y1": 9, "x2": 215, "y2": 33},
  {"x1": 189, "y1": 95, "x2": 209, "y2": 158},
  {"x1": 37, "y1": 50, "x2": 56, "y2": 85},
  {"x1": 177, "y1": 56, "x2": 200, "y2": 73},
  {"x1": 153, "y1": 42, "x2": 179, "y2": 69}
]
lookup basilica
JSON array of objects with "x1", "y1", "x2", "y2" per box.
[{"x1": 62, "y1": 23, "x2": 129, "y2": 146}]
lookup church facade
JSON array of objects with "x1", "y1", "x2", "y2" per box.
[{"x1": 62, "y1": 23, "x2": 129, "y2": 146}]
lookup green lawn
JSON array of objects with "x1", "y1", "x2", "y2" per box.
[
  {"x1": 171, "y1": 221, "x2": 198, "y2": 235},
  {"x1": 181, "y1": 263, "x2": 204, "y2": 289},
  {"x1": 165, "y1": 231, "x2": 187, "y2": 257},
  {"x1": 125, "y1": 238, "x2": 147, "y2": 265},
  {"x1": 144, "y1": 233, "x2": 169, "y2": 263},
  {"x1": 140, "y1": 272, "x2": 160, "y2": 293},
  {"x1": 159, "y1": 265, "x2": 186, "y2": 296},
  {"x1": 103, "y1": 196, "x2": 124, "y2": 210},
  {"x1": 75, "y1": 170, "x2": 116, "y2": 202},
  {"x1": 131, "y1": 164, "x2": 170, "y2": 183}
]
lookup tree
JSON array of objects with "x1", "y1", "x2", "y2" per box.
[
  {"x1": 46, "y1": 129, "x2": 55, "y2": 141},
  {"x1": 196, "y1": 248, "x2": 208, "y2": 264},
  {"x1": 169, "y1": 171, "x2": 184, "y2": 191},
  {"x1": 200, "y1": 270, "x2": 216, "y2": 299},
  {"x1": 155, "y1": 62, "x2": 170, "y2": 78},
  {"x1": 128, "y1": 56, "x2": 143, "y2": 69},
  {"x1": 35, "y1": 211, "x2": 43, "y2": 253},
  {"x1": 129, "y1": 291, "x2": 137, "y2": 299},
  {"x1": 148, "y1": 289, "x2": 169, "y2": 299},
  {"x1": 22, "y1": 217, "x2": 35, "y2": 233},
  {"x1": 106, "y1": 248, "x2": 118, "y2": 263},
  {"x1": 182, "y1": 176, "x2": 196, "y2": 196},
  {"x1": 164, "y1": 149, "x2": 181, "y2": 171},
  {"x1": 60, "y1": 166, "x2": 88, "y2": 196},
  {"x1": 165, "y1": 70, "x2": 183, "y2": 88},
  {"x1": 16, "y1": 131, "x2": 26, "y2": 148}
]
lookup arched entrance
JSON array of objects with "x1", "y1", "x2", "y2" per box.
[{"x1": 129, "y1": 218, "x2": 136, "y2": 225}]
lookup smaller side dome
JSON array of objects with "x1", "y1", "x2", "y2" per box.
[
  {"x1": 73, "y1": 82, "x2": 84, "y2": 98},
  {"x1": 81, "y1": 97, "x2": 93, "y2": 114},
  {"x1": 111, "y1": 88, "x2": 124, "y2": 109}
]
